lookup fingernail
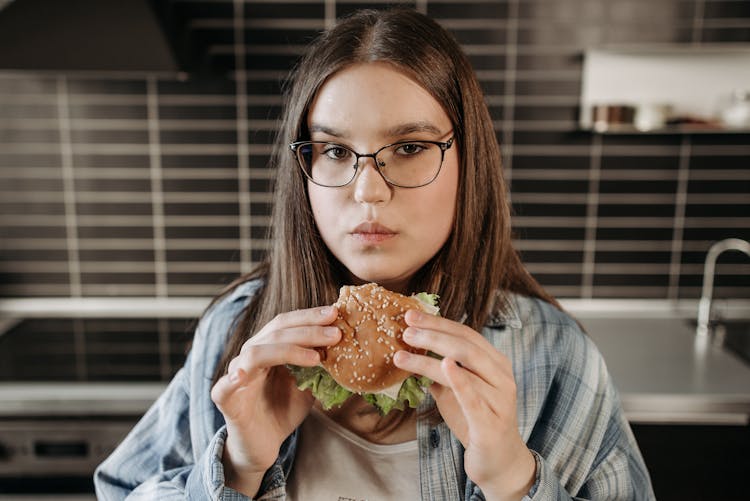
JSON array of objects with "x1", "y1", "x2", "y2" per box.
[
  {"x1": 324, "y1": 326, "x2": 340, "y2": 338},
  {"x1": 394, "y1": 351, "x2": 409, "y2": 364},
  {"x1": 229, "y1": 370, "x2": 241, "y2": 384},
  {"x1": 407, "y1": 310, "x2": 422, "y2": 322},
  {"x1": 320, "y1": 306, "x2": 332, "y2": 316},
  {"x1": 403, "y1": 327, "x2": 417, "y2": 341}
]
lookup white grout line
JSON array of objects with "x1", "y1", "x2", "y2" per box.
[
  {"x1": 147, "y1": 75, "x2": 169, "y2": 297},
  {"x1": 324, "y1": 0, "x2": 335, "y2": 29},
  {"x1": 234, "y1": 0, "x2": 253, "y2": 274},
  {"x1": 502, "y1": 0, "x2": 519, "y2": 189},
  {"x1": 5, "y1": 213, "x2": 748, "y2": 229},
  {"x1": 668, "y1": 136, "x2": 691, "y2": 300},
  {"x1": 56, "y1": 75, "x2": 82, "y2": 297},
  {"x1": 692, "y1": 0, "x2": 705, "y2": 44},
  {"x1": 581, "y1": 133, "x2": 602, "y2": 299}
]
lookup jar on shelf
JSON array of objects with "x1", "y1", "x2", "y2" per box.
[{"x1": 719, "y1": 89, "x2": 750, "y2": 129}]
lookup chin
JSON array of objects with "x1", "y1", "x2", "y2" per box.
[
  {"x1": 334, "y1": 247, "x2": 425, "y2": 289},
  {"x1": 345, "y1": 265, "x2": 412, "y2": 292}
]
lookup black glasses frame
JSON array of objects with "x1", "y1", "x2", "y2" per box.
[{"x1": 289, "y1": 137, "x2": 455, "y2": 188}]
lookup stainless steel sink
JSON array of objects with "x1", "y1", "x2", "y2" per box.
[
  {"x1": 718, "y1": 321, "x2": 750, "y2": 366},
  {"x1": 578, "y1": 312, "x2": 750, "y2": 425}
]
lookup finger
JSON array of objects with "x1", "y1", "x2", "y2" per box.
[
  {"x1": 242, "y1": 324, "x2": 341, "y2": 353},
  {"x1": 229, "y1": 343, "x2": 321, "y2": 376},
  {"x1": 405, "y1": 309, "x2": 479, "y2": 344},
  {"x1": 428, "y1": 381, "x2": 451, "y2": 401},
  {"x1": 438, "y1": 355, "x2": 517, "y2": 420},
  {"x1": 441, "y1": 357, "x2": 495, "y2": 429},
  {"x1": 402, "y1": 326, "x2": 512, "y2": 382},
  {"x1": 404, "y1": 310, "x2": 511, "y2": 370},
  {"x1": 442, "y1": 357, "x2": 498, "y2": 402},
  {"x1": 259, "y1": 306, "x2": 339, "y2": 337},
  {"x1": 393, "y1": 350, "x2": 451, "y2": 387}
]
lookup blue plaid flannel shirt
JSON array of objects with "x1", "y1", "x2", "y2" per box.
[{"x1": 94, "y1": 280, "x2": 655, "y2": 500}]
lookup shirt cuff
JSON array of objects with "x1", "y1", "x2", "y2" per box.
[
  {"x1": 522, "y1": 449, "x2": 570, "y2": 501},
  {"x1": 185, "y1": 424, "x2": 252, "y2": 501}
]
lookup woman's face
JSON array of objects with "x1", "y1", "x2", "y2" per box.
[{"x1": 306, "y1": 62, "x2": 458, "y2": 293}]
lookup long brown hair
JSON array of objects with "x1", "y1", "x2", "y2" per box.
[{"x1": 213, "y1": 8, "x2": 558, "y2": 383}]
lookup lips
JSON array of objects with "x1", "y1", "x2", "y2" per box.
[{"x1": 350, "y1": 221, "x2": 397, "y2": 244}]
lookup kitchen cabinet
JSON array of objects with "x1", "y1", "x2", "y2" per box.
[{"x1": 633, "y1": 424, "x2": 749, "y2": 501}]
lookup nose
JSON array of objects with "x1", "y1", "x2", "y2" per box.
[{"x1": 352, "y1": 156, "x2": 392, "y2": 205}]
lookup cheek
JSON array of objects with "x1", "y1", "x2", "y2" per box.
[
  {"x1": 308, "y1": 185, "x2": 342, "y2": 237},
  {"x1": 308, "y1": 186, "x2": 327, "y2": 227},
  {"x1": 413, "y1": 161, "x2": 458, "y2": 243}
]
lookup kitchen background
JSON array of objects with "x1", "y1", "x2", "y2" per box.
[
  {"x1": 0, "y1": 0, "x2": 748, "y2": 499},
  {"x1": 1, "y1": 0, "x2": 749, "y2": 302}
]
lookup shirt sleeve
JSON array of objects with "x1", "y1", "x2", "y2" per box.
[
  {"x1": 524, "y1": 421, "x2": 654, "y2": 500},
  {"x1": 519, "y1": 319, "x2": 655, "y2": 500},
  {"x1": 93, "y1": 288, "x2": 261, "y2": 500},
  {"x1": 92, "y1": 360, "x2": 245, "y2": 500}
]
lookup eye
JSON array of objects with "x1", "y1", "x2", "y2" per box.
[
  {"x1": 323, "y1": 145, "x2": 351, "y2": 161},
  {"x1": 395, "y1": 142, "x2": 426, "y2": 156}
]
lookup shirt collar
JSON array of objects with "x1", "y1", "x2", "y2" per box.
[{"x1": 486, "y1": 291, "x2": 523, "y2": 329}]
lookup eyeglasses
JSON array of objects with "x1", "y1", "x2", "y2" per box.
[{"x1": 289, "y1": 136, "x2": 454, "y2": 188}]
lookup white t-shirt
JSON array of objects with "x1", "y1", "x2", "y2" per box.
[{"x1": 286, "y1": 407, "x2": 420, "y2": 501}]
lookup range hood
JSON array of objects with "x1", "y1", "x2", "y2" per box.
[{"x1": 0, "y1": 0, "x2": 180, "y2": 72}]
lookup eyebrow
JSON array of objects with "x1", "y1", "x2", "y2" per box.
[
  {"x1": 308, "y1": 121, "x2": 445, "y2": 140},
  {"x1": 385, "y1": 121, "x2": 444, "y2": 137},
  {"x1": 309, "y1": 123, "x2": 346, "y2": 138}
]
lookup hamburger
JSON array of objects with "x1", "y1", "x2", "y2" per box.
[{"x1": 289, "y1": 283, "x2": 439, "y2": 414}]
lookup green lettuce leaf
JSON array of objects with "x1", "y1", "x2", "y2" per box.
[
  {"x1": 287, "y1": 366, "x2": 433, "y2": 414},
  {"x1": 414, "y1": 292, "x2": 439, "y2": 307},
  {"x1": 287, "y1": 365, "x2": 352, "y2": 410}
]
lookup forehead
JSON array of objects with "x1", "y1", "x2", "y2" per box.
[{"x1": 307, "y1": 62, "x2": 452, "y2": 140}]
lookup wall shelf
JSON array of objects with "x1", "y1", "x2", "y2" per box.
[
  {"x1": 579, "y1": 45, "x2": 750, "y2": 134},
  {"x1": 586, "y1": 124, "x2": 750, "y2": 135}
]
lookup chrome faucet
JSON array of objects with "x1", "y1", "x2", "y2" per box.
[{"x1": 696, "y1": 238, "x2": 750, "y2": 337}]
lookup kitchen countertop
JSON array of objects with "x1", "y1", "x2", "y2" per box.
[
  {"x1": 1, "y1": 297, "x2": 749, "y2": 425},
  {"x1": 581, "y1": 316, "x2": 750, "y2": 425}
]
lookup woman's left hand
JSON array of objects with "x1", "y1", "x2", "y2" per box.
[{"x1": 393, "y1": 309, "x2": 536, "y2": 501}]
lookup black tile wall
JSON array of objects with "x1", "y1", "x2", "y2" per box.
[
  {"x1": 0, "y1": 0, "x2": 748, "y2": 300},
  {"x1": 0, "y1": 318, "x2": 195, "y2": 381}
]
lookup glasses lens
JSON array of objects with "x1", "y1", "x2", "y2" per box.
[
  {"x1": 297, "y1": 143, "x2": 356, "y2": 187},
  {"x1": 378, "y1": 141, "x2": 443, "y2": 187}
]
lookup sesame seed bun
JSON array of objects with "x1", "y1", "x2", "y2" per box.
[{"x1": 320, "y1": 283, "x2": 431, "y2": 393}]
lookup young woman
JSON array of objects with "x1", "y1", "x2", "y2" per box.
[{"x1": 95, "y1": 8, "x2": 654, "y2": 500}]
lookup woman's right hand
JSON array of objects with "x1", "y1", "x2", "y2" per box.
[{"x1": 210, "y1": 305, "x2": 341, "y2": 496}]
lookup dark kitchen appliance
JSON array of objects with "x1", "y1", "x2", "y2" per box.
[{"x1": 0, "y1": 299, "x2": 205, "y2": 497}]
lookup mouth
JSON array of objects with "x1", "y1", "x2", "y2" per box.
[{"x1": 350, "y1": 221, "x2": 397, "y2": 244}]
